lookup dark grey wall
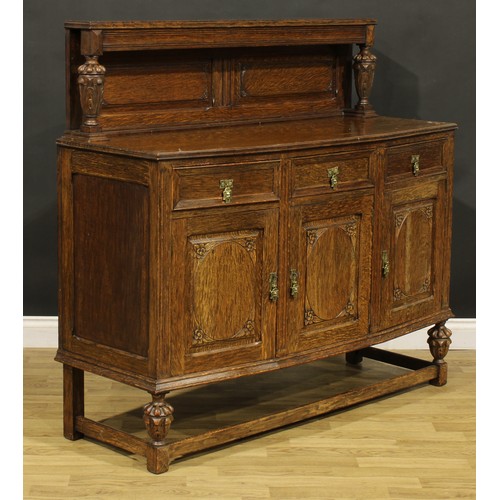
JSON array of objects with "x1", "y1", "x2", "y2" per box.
[{"x1": 24, "y1": 0, "x2": 475, "y2": 317}]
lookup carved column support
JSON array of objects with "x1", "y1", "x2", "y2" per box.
[
  {"x1": 77, "y1": 55, "x2": 106, "y2": 133},
  {"x1": 427, "y1": 321, "x2": 452, "y2": 386},
  {"x1": 143, "y1": 393, "x2": 174, "y2": 446},
  {"x1": 345, "y1": 44, "x2": 377, "y2": 118}
]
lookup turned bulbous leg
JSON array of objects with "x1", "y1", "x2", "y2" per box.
[
  {"x1": 143, "y1": 393, "x2": 174, "y2": 473},
  {"x1": 143, "y1": 394, "x2": 173, "y2": 445},
  {"x1": 427, "y1": 321, "x2": 452, "y2": 386}
]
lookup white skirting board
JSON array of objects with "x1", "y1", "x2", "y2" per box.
[{"x1": 23, "y1": 316, "x2": 476, "y2": 349}]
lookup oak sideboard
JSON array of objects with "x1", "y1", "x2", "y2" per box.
[{"x1": 55, "y1": 19, "x2": 456, "y2": 473}]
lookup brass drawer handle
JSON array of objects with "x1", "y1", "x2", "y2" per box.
[
  {"x1": 411, "y1": 155, "x2": 420, "y2": 176},
  {"x1": 219, "y1": 179, "x2": 233, "y2": 203},
  {"x1": 382, "y1": 250, "x2": 390, "y2": 278},
  {"x1": 269, "y1": 272, "x2": 279, "y2": 302},
  {"x1": 290, "y1": 269, "x2": 299, "y2": 298},
  {"x1": 327, "y1": 166, "x2": 340, "y2": 189}
]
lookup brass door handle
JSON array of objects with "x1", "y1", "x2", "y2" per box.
[
  {"x1": 219, "y1": 179, "x2": 233, "y2": 203},
  {"x1": 269, "y1": 272, "x2": 279, "y2": 302},
  {"x1": 327, "y1": 166, "x2": 340, "y2": 189},
  {"x1": 290, "y1": 269, "x2": 299, "y2": 298},
  {"x1": 411, "y1": 155, "x2": 420, "y2": 176},
  {"x1": 382, "y1": 250, "x2": 390, "y2": 278}
]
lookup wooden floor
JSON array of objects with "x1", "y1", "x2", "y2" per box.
[{"x1": 24, "y1": 349, "x2": 475, "y2": 499}]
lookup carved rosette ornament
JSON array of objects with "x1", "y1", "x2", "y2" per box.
[
  {"x1": 342, "y1": 221, "x2": 358, "y2": 238},
  {"x1": 304, "y1": 308, "x2": 320, "y2": 326},
  {"x1": 420, "y1": 206, "x2": 434, "y2": 220},
  {"x1": 427, "y1": 321, "x2": 452, "y2": 364},
  {"x1": 244, "y1": 238, "x2": 256, "y2": 252},
  {"x1": 344, "y1": 300, "x2": 356, "y2": 318},
  {"x1": 143, "y1": 394, "x2": 174, "y2": 446},
  {"x1": 348, "y1": 44, "x2": 377, "y2": 117},
  {"x1": 395, "y1": 212, "x2": 406, "y2": 228},
  {"x1": 193, "y1": 243, "x2": 208, "y2": 259},
  {"x1": 78, "y1": 56, "x2": 106, "y2": 132},
  {"x1": 307, "y1": 230, "x2": 318, "y2": 247}
]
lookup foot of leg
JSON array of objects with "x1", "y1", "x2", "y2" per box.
[
  {"x1": 346, "y1": 350, "x2": 363, "y2": 365},
  {"x1": 427, "y1": 321, "x2": 452, "y2": 386},
  {"x1": 146, "y1": 445, "x2": 170, "y2": 474},
  {"x1": 63, "y1": 364, "x2": 84, "y2": 440}
]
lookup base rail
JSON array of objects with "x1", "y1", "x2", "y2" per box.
[{"x1": 68, "y1": 349, "x2": 441, "y2": 473}]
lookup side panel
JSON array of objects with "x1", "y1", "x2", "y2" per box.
[
  {"x1": 72, "y1": 174, "x2": 149, "y2": 357},
  {"x1": 58, "y1": 149, "x2": 155, "y2": 376}
]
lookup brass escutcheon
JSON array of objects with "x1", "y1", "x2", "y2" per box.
[
  {"x1": 290, "y1": 269, "x2": 299, "y2": 298},
  {"x1": 327, "y1": 166, "x2": 340, "y2": 189},
  {"x1": 269, "y1": 272, "x2": 279, "y2": 302},
  {"x1": 382, "y1": 250, "x2": 390, "y2": 278},
  {"x1": 411, "y1": 155, "x2": 420, "y2": 176},
  {"x1": 219, "y1": 179, "x2": 233, "y2": 203}
]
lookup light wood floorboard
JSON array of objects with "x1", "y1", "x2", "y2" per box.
[{"x1": 24, "y1": 349, "x2": 475, "y2": 499}]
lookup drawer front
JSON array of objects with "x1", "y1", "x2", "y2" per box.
[
  {"x1": 385, "y1": 139, "x2": 445, "y2": 181},
  {"x1": 173, "y1": 160, "x2": 280, "y2": 210},
  {"x1": 290, "y1": 150, "x2": 373, "y2": 197}
]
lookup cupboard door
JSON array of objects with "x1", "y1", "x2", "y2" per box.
[
  {"x1": 170, "y1": 208, "x2": 278, "y2": 375},
  {"x1": 281, "y1": 194, "x2": 373, "y2": 355},
  {"x1": 377, "y1": 180, "x2": 446, "y2": 329}
]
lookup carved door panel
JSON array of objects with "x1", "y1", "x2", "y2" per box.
[
  {"x1": 280, "y1": 193, "x2": 373, "y2": 355},
  {"x1": 377, "y1": 180, "x2": 446, "y2": 329},
  {"x1": 170, "y1": 208, "x2": 278, "y2": 375}
]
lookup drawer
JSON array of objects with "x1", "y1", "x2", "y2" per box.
[
  {"x1": 290, "y1": 150, "x2": 373, "y2": 197},
  {"x1": 172, "y1": 160, "x2": 280, "y2": 210},
  {"x1": 385, "y1": 139, "x2": 445, "y2": 181}
]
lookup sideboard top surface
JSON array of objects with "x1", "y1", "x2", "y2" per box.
[
  {"x1": 58, "y1": 116, "x2": 456, "y2": 160},
  {"x1": 65, "y1": 18, "x2": 376, "y2": 30}
]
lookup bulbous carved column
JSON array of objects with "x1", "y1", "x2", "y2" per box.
[
  {"x1": 427, "y1": 321, "x2": 452, "y2": 386},
  {"x1": 143, "y1": 394, "x2": 174, "y2": 446},
  {"x1": 78, "y1": 55, "x2": 106, "y2": 133},
  {"x1": 346, "y1": 44, "x2": 377, "y2": 118}
]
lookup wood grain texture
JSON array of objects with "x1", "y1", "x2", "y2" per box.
[
  {"x1": 103, "y1": 60, "x2": 211, "y2": 107},
  {"x1": 26, "y1": 348, "x2": 475, "y2": 498},
  {"x1": 170, "y1": 208, "x2": 279, "y2": 375},
  {"x1": 62, "y1": 365, "x2": 84, "y2": 440},
  {"x1": 63, "y1": 20, "x2": 376, "y2": 54},
  {"x1": 376, "y1": 179, "x2": 447, "y2": 330},
  {"x1": 58, "y1": 118, "x2": 456, "y2": 160},
  {"x1": 290, "y1": 148, "x2": 374, "y2": 197},
  {"x1": 54, "y1": 308, "x2": 453, "y2": 394},
  {"x1": 172, "y1": 159, "x2": 279, "y2": 210},
  {"x1": 238, "y1": 55, "x2": 334, "y2": 99},
  {"x1": 385, "y1": 137, "x2": 445, "y2": 181},
  {"x1": 167, "y1": 363, "x2": 439, "y2": 462},
  {"x1": 66, "y1": 40, "x2": 353, "y2": 132},
  {"x1": 283, "y1": 192, "x2": 373, "y2": 355},
  {"x1": 65, "y1": 19, "x2": 377, "y2": 29},
  {"x1": 232, "y1": 47, "x2": 342, "y2": 115},
  {"x1": 56, "y1": 19, "x2": 457, "y2": 475},
  {"x1": 57, "y1": 349, "x2": 444, "y2": 474},
  {"x1": 72, "y1": 174, "x2": 149, "y2": 358}
]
